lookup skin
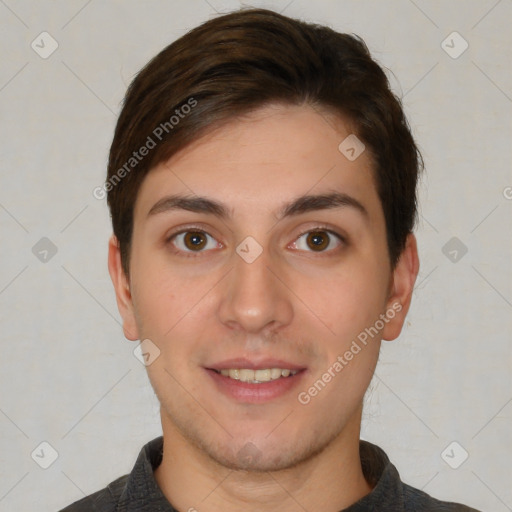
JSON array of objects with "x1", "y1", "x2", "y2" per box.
[{"x1": 108, "y1": 103, "x2": 419, "y2": 511}]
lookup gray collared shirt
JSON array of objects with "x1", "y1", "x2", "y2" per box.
[{"x1": 59, "y1": 436, "x2": 480, "y2": 511}]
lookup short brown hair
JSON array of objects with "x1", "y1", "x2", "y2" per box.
[{"x1": 106, "y1": 7, "x2": 423, "y2": 276}]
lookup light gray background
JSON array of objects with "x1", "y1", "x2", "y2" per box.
[{"x1": 0, "y1": 1, "x2": 511, "y2": 511}]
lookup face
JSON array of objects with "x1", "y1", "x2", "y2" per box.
[{"x1": 109, "y1": 103, "x2": 418, "y2": 472}]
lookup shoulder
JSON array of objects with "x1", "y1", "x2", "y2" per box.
[
  {"x1": 358, "y1": 440, "x2": 481, "y2": 512},
  {"x1": 402, "y1": 482, "x2": 481, "y2": 512},
  {"x1": 58, "y1": 474, "x2": 128, "y2": 512}
]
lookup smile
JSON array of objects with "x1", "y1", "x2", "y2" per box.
[
  {"x1": 206, "y1": 366, "x2": 306, "y2": 403},
  {"x1": 213, "y1": 368, "x2": 299, "y2": 383}
]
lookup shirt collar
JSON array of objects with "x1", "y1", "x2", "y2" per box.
[
  {"x1": 117, "y1": 436, "x2": 176, "y2": 511},
  {"x1": 117, "y1": 436, "x2": 404, "y2": 511},
  {"x1": 341, "y1": 440, "x2": 405, "y2": 511}
]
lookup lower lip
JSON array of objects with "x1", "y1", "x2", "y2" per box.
[{"x1": 205, "y1": 368, "x2": 306, "y2": 403}]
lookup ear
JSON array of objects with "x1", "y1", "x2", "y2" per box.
[
  {"x1": 381, "y1": 232, "x2": 420, "y2": 341},
  {"x1": 108, "y1": 234, "x2": 139, "y2": 341}
]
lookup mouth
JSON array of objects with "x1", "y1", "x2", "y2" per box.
[
  {"x1": 204, "y1": 360, "x2": 307, "y2": 403},
  {"x1": 211, "y1": 367, "x2": 299, "y2": 383}
]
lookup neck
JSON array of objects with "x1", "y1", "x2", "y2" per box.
[{"x1": 154, "y1": 406, "x2": 373, "y2": 512}]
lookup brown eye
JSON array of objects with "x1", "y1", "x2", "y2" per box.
[
  {"x1": 169, "y1": 230, "x2": 219, "y2": 254},
  {"x1": 306, "y1": 231, "x2": 330, "y2": 251},
  {"x1": 183, "y1": 231, "x2": 207, "y2": 251},
  {"x1": 292, "y1": 228, "x2": 343, "y2": 253}
]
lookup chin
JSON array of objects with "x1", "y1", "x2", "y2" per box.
[
  {"x1": 196, "y1": 431, "x2": 329, "y2": 473},
  {"x1": 213, "y1": 444, "x2": 304, "y2": 472}
]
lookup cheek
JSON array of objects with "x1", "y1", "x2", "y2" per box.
[
  {"x1": 130, "y1": 243, "x2": 184, "y2": 329},
  {"x1": 302, "y1": 278, "x2": 383, "y2": 401},
  {"x1": 130, "y1": 257, "x2": 219, "y2": 362},
  {"x1": 299, "y1": 264, "x2": 388, "y2": 345}
]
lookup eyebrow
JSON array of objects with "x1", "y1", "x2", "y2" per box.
[{"x1": 147, "y1": 191, "x2": 369, "y2": 222}]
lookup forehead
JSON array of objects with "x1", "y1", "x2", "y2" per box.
[{"x1": 134, "y1": 103, "x2": 381, "y2": 222}]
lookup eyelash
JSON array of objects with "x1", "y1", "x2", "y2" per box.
[{"x1": 165, "y1": 224, "x2": 346, "y2": 258}]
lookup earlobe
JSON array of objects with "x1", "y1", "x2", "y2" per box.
[
  {"x1": 107, "y1": 234, "x2": 139, "y2": 341},
  {"x1": 381, "y1": 233, "x2": 420, "y2": 341}
]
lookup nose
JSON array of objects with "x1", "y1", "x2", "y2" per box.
[{"x1": 216, "y1": 242, "x2": 294, "y2": 335}]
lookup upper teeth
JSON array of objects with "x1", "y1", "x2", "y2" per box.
[{"x1": 219, "y1": 368, "x2": 298, "y2": 383}]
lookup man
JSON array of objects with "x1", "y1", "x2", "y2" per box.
[{"x1": 61, "y1": 7, "x2": 480, "y2": 512}]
